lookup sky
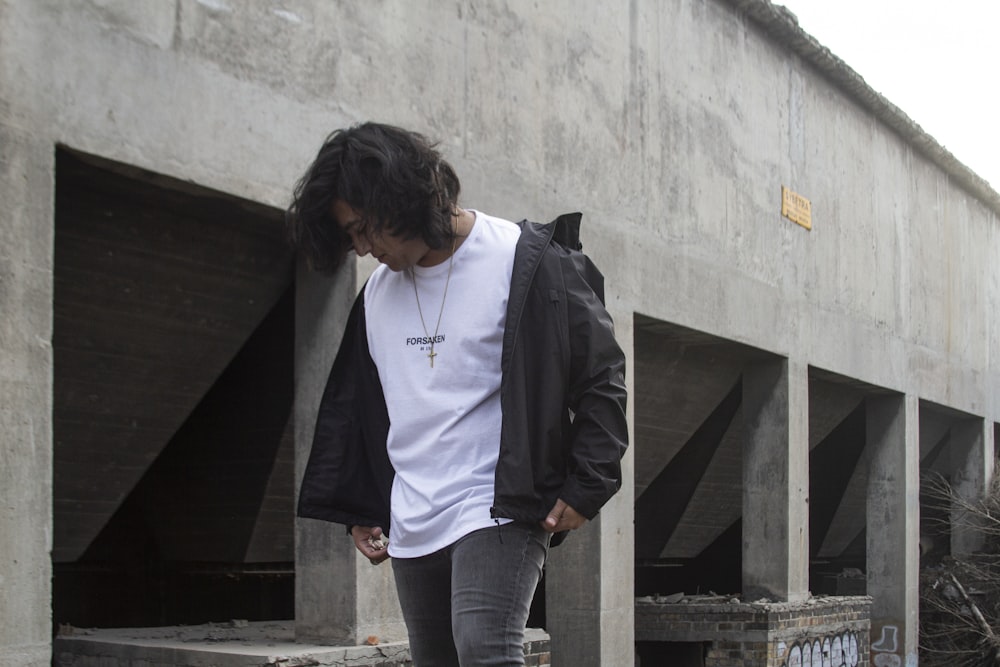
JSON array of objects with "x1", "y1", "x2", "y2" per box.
[{"x1": 774, "y1": 0, "x2": 999, "y2": 190}]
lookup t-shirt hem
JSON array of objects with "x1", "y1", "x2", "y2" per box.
[{"x1": 387, "y1": 516, "x2": 514, "y2": 559}]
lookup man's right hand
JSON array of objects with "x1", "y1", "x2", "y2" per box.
[{"x1": 351, "y1": 525, "x2": 390, "y2": 564}]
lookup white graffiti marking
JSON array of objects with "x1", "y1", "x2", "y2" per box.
[
  {"x1": 871, "y1": 624, "x2": 901, "y2": 667},
  {"x1": 871, "y1": 625, "x2": 899, "y2": 653},
  {"x1": 779, "y1": 631, "x2": 861, "y2": 667}
]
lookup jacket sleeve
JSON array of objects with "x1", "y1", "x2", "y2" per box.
[
  {"x1": 296, "y1": 291, "x2": 392, "y2": 532},
  {"x1": 557, "y1": 250, "x2": 629, "y2": 520}
]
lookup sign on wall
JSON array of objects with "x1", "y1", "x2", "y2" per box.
[{"x1": 781, "y1": 186, "x2": 812, "y2": 230}]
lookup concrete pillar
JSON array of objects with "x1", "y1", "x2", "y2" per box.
[
  {"x1": 741, "y1": 358, "x2": 810, "y2": 602},
  {"x1": 950, "y1": 418, "x2": 995, "y2": 556},
  {"x1": 0, "y1": 124, "x2": 54, "y2": 667},
  {"x1": 547, "y1": 495, "x2": 634, "y2": 665},
  {"x1": 293, "y1": 262, "x2": 406, "y2": 645},
  {"x1": 866, "y1": 394, "x2": 919, "y2": 667},
  {"x1": 546, "y1": 314, "x2": 634, "y2": 666}
]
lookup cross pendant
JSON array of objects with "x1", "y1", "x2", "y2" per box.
[{"x1": 427, "y1": 348, "x2": 437, "y2": 368}]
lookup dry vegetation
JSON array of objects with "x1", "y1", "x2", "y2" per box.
[{"x1": 920, "y1": 470, "x2": 1000, "y2": 667}]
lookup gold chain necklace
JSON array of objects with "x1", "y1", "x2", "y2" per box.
[{"x1": 410, "y1": 236, "x2": 458, "y2": 368}]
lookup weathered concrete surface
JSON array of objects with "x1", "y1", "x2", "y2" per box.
[
  {"x1": 293, "y1": 262, "x2": 407, "y2": 646},
  {"x1": 0, "y1": 38, "x2": 56, "y2": 667},
  {"x1": 950, "y1": 418, "x2": 995, "y2": 556},
  {"x1": 742, "y1": 359, "x2": 809, "y2": 602},
  {"x1": 2, "y1": 0, "x2": 999, "y2": 665},
  {"x1": 52, "y1": 622, "x2": 550, "y2": 667},
  {"x1": 866, "y1": 395, "x2": 920, "y2": 667}
]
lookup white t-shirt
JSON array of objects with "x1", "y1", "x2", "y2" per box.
[{"x1": 364, "y1": 211, "x2": 520, "y2": 558}]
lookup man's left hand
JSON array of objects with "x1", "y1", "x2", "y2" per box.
[{"x1": 541, "y1": 498, "x2": 586, "y2": 532}]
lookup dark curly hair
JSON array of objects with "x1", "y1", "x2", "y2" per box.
[{"x1": 286, "y1": 122, "x2": 461, "y2": 273}]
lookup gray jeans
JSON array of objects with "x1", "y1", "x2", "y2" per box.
[{"x1": 391, "y1": 522, "x2": 551, "y2": 666}]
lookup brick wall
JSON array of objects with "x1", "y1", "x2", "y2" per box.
[{"x1": 636, "y1": 596, "x2": 871, "y2": 667}]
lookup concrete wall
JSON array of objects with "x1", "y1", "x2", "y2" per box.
[{"x1": 2, "y1": 0, "x2": 998, "y2": 665}]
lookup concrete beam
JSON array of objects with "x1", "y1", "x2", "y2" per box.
[
  {"x1": 950, "y1": 418, "x2": 995, "y2": 556},
  {"x1": 741, "y1": 359, "x2": 809, "y2": 602},
  {"x1": 866, "y1": 394, "x2": 919, "y2": 667},
  {"x1": 547, "y1": 497, "x2": 635, "y2": 664},
  {"x1": 292, "y1": 262, "x2": 406, "y2": 645},
  {"x1": 546, "y1": 313, "x2": 634, "y2": 665},
  {"x1": 0, "y1": 125, "x2": 54, "y2": 667}
]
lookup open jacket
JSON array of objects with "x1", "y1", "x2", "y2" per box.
[{"x1": 296, "y1": 213, "x2": 629, "y2": 543}]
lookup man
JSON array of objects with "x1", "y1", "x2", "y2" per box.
[{"x1": 288, "y1": 122, "x2": 627, "y2": 666}]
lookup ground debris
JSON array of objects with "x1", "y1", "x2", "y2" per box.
[
  {"x1": 266, "y1": 657, "x2": 321, "y2": 667},
  {"x1": 637, "y1": 591, "x2": 738, "y2": 604}
]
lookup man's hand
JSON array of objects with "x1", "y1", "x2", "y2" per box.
[
  {"x1": 351, "y1": 525, "x2": 390, "y2": 564},
  {"x1": 541, "y1": 499, "x2": 587, "y2": 533}
]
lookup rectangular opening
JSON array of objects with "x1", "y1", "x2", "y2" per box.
[{"x1": 52, "y1": 148, "x2": 295, "y2": 628}]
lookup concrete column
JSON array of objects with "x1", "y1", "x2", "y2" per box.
[
  {"x1": 741, "y1": 358, "x2": 810, "y2": 602},
  {"x1": 866, "y1": 394, "x2": 919, "y2": 667},
  {"x1": 950, "y1": 418, "x2": 995, "y2": 556},
  {"x1": 0, "y1": 124, "x2": 54, "y2": 667},
  {"x1": 547, "y1": 493, "x2": 635, "y2": 665},
  {"x1": 546, "y1": 314, "x2": 634, "y2": 666},
  {"x1": 293, "y1": 262, "x2": 406, "y2": 645}
]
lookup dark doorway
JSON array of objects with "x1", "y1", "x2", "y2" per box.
[{"x1": 52, "y1": 149, "x2": 295, "y2": 628}]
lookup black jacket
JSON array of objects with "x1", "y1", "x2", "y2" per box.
[{"x1": 296, "y1": 213, "x2": 629, "y2": 542}]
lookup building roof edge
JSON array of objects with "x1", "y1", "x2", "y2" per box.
[{"x1": 721, "y1": 0, "x2": 1000, "y2": 216}]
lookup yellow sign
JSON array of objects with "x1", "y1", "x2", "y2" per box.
[{"x1": 781, "y1": 186, "x2": 812, "y2": 230}]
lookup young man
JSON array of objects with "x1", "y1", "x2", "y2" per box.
[{"x1": 288, "y1": 122, "x2": 628, "y2": 666}]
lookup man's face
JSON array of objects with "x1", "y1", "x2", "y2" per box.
[{"x1": 332, "y1": 199, "x2": 429, "y2": 272}]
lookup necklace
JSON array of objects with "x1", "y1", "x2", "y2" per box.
[{"x1": 410, "y1": 236, "x2": 458, "y2": 368}]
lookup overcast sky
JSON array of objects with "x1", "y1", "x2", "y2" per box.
[{"x1": 775, "y1": 0, "x2": 999, "y2": 190}]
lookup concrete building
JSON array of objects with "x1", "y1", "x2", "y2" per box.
[{"x1": 2, "y1": 1, "x2": 998, "y2": 665}]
